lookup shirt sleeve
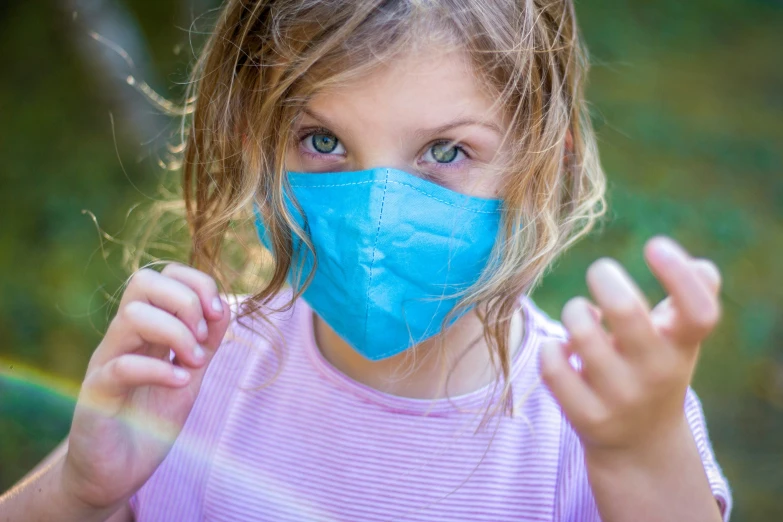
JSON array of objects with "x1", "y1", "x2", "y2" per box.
[
  {"x1": 684, "y1": 387, "x2": 733, "y2": 520},
  {"x1": 554, "y1": 387, "x2": 733, "y2": 522}
]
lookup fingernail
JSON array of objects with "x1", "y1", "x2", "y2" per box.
[
  {"x1": 594, "y1": 260, "x2": 630, "y2": 302},
  {"x1": 196, "y1": 319, "x2": 208, "y2": 340},
  {"x1": 655, "y1": 237, "x2": 683, "y2": 261},
  {"x1": 194, "y1": 344, "x2": 206, "y2": 361},
  {"x1": 697, "y1": 259, "x2": 721, "y2": 288},
  {"x1": 572, "y1": 306, "x2": 596, "y2": 331},
  {"x1": 173, "y1": 368, "x2": 189, "y2": 381},
  {"x1": 212, "y1": 297, "x2": 224, "y2": 314}
]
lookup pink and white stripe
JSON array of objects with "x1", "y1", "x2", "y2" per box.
[{"x1": 130, "y1": 292, "x2": 732, "y2": 521}]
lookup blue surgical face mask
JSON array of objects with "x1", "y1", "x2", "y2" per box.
[{"x1": 254, "y1": 167, "x2": 501, "y2": 361}]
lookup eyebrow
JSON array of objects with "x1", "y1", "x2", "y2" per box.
[
  {"x1": 413, "y1": 119, "x2": 504, "y2": 140},
  {"x1": 301, "y1": 108, "x2": 503, "y2": 140}
]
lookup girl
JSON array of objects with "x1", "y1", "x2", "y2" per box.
[{"x1": 1, "y1": 0, "x2": 732, "y2": 520}]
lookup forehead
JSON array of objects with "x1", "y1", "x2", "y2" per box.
[{"x1": 306, "y1": 46, "x2": 503, "y2": 131}]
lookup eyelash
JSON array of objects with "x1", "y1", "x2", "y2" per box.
[
  {"x1": 296, "y1": 127, "x2": 345, "y2": 160},
  {"x1": 295, "y1": 128, "x2": 472, "y2": 169},
  {"x1": 421, "y1": 140, "x2": 470, "y2": 170}
]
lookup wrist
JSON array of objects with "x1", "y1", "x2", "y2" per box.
[
  {"x1": 55, "y1": 457, "x2": 123, "y2": 522},
  {"x1": 0, "y1": 454, "x2": 121, "y2": 522},
  {"x1": 582, "y1": 415, "x2": 722, "y2": 522},
  {"x1": 584, "y1": 412, "x2": 691, "y2": 472}
]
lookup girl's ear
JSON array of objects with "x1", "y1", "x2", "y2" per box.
[
  {"x1": 565, "y1": 129, "x2": 574, "y2": 154},
  {"x1": 563, "y1": 129, "x2": 574, "y2": 169}
]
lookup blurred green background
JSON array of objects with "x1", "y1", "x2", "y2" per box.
[{"x1": 1, "y1": 0, "x2": 781, "y2": 520}]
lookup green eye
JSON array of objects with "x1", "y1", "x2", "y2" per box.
[
  {"x1": 311, "y1": 133, "x2": 339, "y2": 153},
  {"x1": 430, "y1": 142, "x2": 459, "y2": 163}
]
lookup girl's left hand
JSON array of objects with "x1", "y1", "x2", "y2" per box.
[{"x1": 541, "y1": 236, "x2": 721, "y2": 457}]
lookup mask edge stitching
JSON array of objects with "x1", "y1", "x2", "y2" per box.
[
  {"x1": 290, "y1": 180, "x2": 499, "y2": 214},
  {"x1": 362, "y1": 170, "x2": 390, "y2": 350}
]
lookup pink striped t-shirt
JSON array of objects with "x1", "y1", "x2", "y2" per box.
[{"x1": 129, "y1": 291, "x2": 732, "y2": 521}]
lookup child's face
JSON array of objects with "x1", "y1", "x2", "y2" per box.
[{"x1": 287, "y1": 45, "x2": 509, "y2": 199}]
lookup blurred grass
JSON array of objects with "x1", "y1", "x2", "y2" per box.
[{"x1": 0, "y1": 0, "x2": 781, "y2": 520}]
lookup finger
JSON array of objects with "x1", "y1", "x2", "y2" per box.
[
  {"x1": 101, "y1": 301, "x2": 205, "y2": 367},
  {"x1": 121, "y1": 269, "x2": 209, "y2": 343},
  {"x1": 644, "y1": 237, "x2": 720, "y2": 346},
  {"x1": 160, "y1": 264, "x2": 225, "y2": 322},
  {"x1": 691, "y1": 258, "x2": 721, "y2": 295},
  {"x1": 561, "y1": 297, "x2": 625, "y2": 392},
  {"x1": 586, "y1": 258, "x2": 658, "y2": 358},
  {"x1": 184, "y1": 296, "x2": 233, "y2": 394},
  {"x1": 85, "y1": 354, "x2": 191, "y2": 400},
  {"x1": 650, "y1": 295, "x2": 676, "y2": 330},
  {"x1": 201, "y1": 296, "x2": 232, "y2": 350},
  {"x1": 651, "y1": 259, "x2": 720, "y2": 330},
  {"x1": 587, "y1": 301, "x2": 604, "y2": 323},
  {"x1": 80, "y1": 354, "x2": 191, "y2": 417},
  {"x1": 540, "y1": 339, "x2": 606, "y2": 430}
]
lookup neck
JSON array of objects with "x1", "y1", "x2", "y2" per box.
[{"x1": 313, "y1": 307, "x2": 524, "y2": 400}]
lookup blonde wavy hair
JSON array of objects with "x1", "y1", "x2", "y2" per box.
[{"x1": 136, "y1": 0, "x2": 605, "y2": 415}]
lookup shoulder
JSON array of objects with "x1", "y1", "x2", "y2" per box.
[
  {"x1": 509, "y1": 296, "x2": 571, "y2": 441},
  {"x1": 224, "y1": 288, "x2": 300, "y2": 342},
  {"x1": 515, "y1": 298, "x2": 602, "y2": 520},
  {"x1": 520, "y1": 296, "x2": 567, "y2": 342},
  {"x1": 513, "y1": 295, "x2": 569, "y2": 381},
  {"x1": 223, "y1": 288, "x2": 307, "y2": 348}
]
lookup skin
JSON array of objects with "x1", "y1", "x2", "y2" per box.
[
  {"x1": 0, "y1": 45, "x2": 723, "y2": 522},
  {"x1": 287, "y1": 46, "x2": 518, "y2": 400}
]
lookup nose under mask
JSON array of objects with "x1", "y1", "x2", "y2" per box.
[{"x1": 254, "y1": 167, "x2": 502, "y2": 361}]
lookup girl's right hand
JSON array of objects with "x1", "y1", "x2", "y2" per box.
[{"x1": 60, "y1": 264, "x2": 231, "y2": 509}]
